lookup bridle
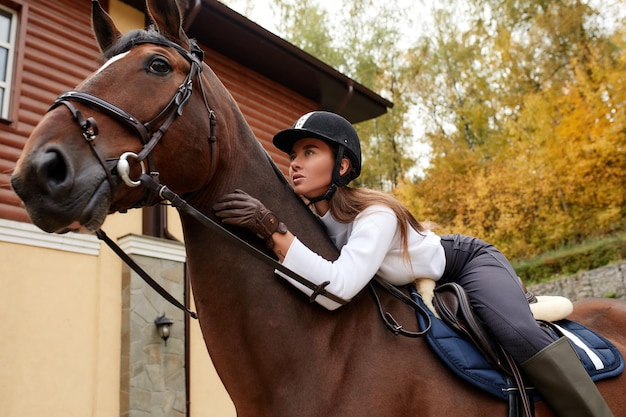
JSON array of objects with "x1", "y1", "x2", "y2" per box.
[
  {"x1": 45, "y1": 36, "x2": 432, "y2": 336},
  {"x1": 48, "y1": 38, "x2": 217, "y2": 205}
]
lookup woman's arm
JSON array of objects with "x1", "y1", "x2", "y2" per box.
[
  {"x1": 214, "y1": 190, "x2": 398, "y2": 310},
  {"x1": 274, "y1": 207, "x2": 399, "y2": 309},
  {"x1": 271, "y1": 231, "x2": 295, "y2": 262}
]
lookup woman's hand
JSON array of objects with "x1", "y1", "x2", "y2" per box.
[{"x1": 213, "y1": 189, "x2": 287, "y2": 248}]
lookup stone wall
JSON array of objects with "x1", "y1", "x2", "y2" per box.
[
  {"x1": 119, "y1": 236, "x2": 187, "y2": 417},
  {"x1": 527, "y1": 261, "x2": 626, "y2": 301}
]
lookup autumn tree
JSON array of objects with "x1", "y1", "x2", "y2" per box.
[
  {"x1": 406, "y1": 0, "x2": 626, "y2": 258},
  {"x1": 269, "y1": 0, "x2": 418, "y2": 189}
]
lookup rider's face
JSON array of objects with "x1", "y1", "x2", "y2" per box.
[{"x1": 288, "y1": 138, "x2": 335, "y2": 200}]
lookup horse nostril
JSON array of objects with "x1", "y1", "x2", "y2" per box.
[{"x1": 37, "y1": 148, "x2": 71, "y2": 193}]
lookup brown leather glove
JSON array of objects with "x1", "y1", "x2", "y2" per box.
[{"x1": 213, "y1": 189, "x2": 287, "y2": 248}]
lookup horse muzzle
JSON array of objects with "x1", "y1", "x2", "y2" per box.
[{"x1": 11, "y1": 143, "x2": 113, "y2": 233}]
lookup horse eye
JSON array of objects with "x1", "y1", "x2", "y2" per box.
[{"x1": 148, "y1": 58, "x2": 171, "y2": 74}]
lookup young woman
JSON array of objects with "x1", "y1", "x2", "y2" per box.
[{"x1": 213, "y1": 111, "x2": 613, "y2": 417}]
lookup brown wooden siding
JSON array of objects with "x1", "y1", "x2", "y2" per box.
[
  {"x1": 0, "y1": 0, "x2": 317, "y2": 222},
  {"x1": 0, "y1": 0, "x2": 99, "y2": 222}
]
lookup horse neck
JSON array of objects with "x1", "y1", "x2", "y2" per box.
[
  {"x1": 174, "y1": 91, "x2": 337, "y2": 311},
  {"x1": 180, "y1": 116, "x2": 338, "y2": 272},
  {"x1": 175, "y1": 116, "x2": 346, "y2": 401},
  {"x1": 182, "y1": 69, "x2": 337, "y2": 255}
]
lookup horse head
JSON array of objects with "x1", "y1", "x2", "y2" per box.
[{"x1": 10, "y1": 0, "x2": 238, "y2": 233}]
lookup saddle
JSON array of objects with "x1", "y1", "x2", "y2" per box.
[
  {"x1": 432, "y1": 282, "x2": 534, "y2": 417},
  {"x1": 434, "y1": 283, "x2": 504, "y2": 369}
]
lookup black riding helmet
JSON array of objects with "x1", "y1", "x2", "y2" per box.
[{"x1": 273, "y1": 111, "x2": 362, "y2": 202}]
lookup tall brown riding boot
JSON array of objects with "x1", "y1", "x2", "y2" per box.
[{"x1": 521, "y1": 337, "x2": 614, "y2": 417}]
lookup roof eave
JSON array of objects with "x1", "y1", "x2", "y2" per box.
[{"x1": 120, "y1": 0, "x2": 393, "y2": 123}]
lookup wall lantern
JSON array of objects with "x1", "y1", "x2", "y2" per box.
[{"x1": 154, "y1": 314, "x2": 174, "y2": 345}]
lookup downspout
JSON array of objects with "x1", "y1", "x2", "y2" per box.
[
  {"x1": 184, "y1": 264, "x2": 192, "y2": 417},
  {"x1": 143, "y1": 0, "x2": 202, "y2": 239},
  {"x1": 182, "y1": 4, "x2": 201, "y2": 416},
  {"x1": 167, "y1": 0, "x2": 200, "y2": 241}
]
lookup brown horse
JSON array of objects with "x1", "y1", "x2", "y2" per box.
[{"x1": 9, "y1": 1, "x2": 626, "y2": 415}]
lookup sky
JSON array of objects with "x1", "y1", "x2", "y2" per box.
[
  {"x1": 220, "y1": 0, "x2": 339, "y2": 34},
  {"x1": 221, "y1": 0, "x2": 347, "y2": 33}
]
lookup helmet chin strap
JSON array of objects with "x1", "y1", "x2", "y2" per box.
[
  {"x1": 306, "y1": 183, "x2": 337, "y2": 204},
  {"x1": 305, "y1": 146, "x2": 346, "y2": 204}
]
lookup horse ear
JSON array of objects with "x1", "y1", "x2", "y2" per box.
[
  {"x1": 146, "y1": 0, "x2": 190, "y2": 48},
  {"x1": 91, "y1": 0, "x2": 121, "y2": 52}
]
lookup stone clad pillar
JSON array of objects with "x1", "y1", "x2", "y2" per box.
[{"x1": 118, "y1": 234, "x2": 187, "y2": 417}]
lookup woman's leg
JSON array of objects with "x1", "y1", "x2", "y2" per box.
[
  {"x1": 521, "y1": 337, "x2": 614, "y2": 416},
  {"x1": 440, "y1": 235, "x2": 613, "y2": 416},
  {"x1": 440, "y1": 234, "x2": 552, "y2": 362}
]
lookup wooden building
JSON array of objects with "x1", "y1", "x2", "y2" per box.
[{"x1": 0, "y1": 1, "x2": 391, "y2": 416}]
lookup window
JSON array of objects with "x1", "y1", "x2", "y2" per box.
[{"x1": 0, "y1": 5, "x2": 16, "y2": 120}]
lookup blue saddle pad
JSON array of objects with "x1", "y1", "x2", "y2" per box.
[{"x1": 409, "y1": 286, "x2": 624, "y2": 401}]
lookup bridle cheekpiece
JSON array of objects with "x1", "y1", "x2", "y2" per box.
[{"x1": 48, "y1": 37, "x2": 216, "y2": 205}]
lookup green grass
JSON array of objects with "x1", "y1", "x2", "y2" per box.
[{"x1": 512, "y1": 233, "x2": 626, "y2": 285}]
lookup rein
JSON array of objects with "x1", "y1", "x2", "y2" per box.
[
  {"x1": 113, "y1": 172, "x2": 432, "y2": 337},
  {"x1": 96, "y1": 228, "x2": 198, "y2": 319},
  {"x1": 138, "y1": 173, "x2": 351, "y2": 307},
  {"x1": 50, "y1": 36, "x2": 430, "y2": 336}
]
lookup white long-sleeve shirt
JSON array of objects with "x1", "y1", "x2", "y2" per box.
[{"x1": 277, "y1": 205, "x2": 446, "y2": 310}]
